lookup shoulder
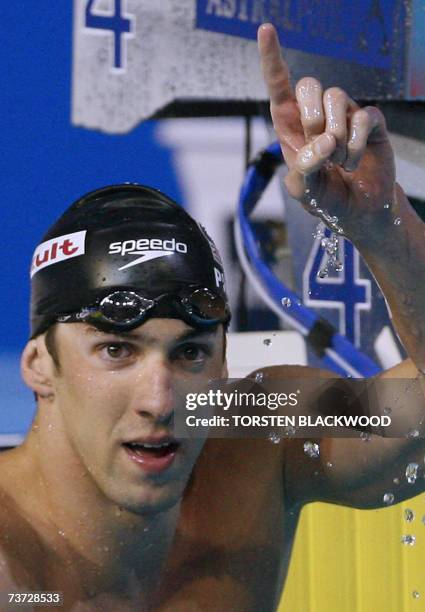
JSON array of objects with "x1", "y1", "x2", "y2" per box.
[
  {"x1": 246, "y1": 364, "x2": 338, "y2": 380},
  {"x1": 0, "y1": 451, "x2": 45, "y2": 589}
]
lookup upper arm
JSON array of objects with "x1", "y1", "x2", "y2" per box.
[{"x1": 284, "y1": 359, "x2": 425, "y2": 509}]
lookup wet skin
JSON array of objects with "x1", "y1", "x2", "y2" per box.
[
  {"x1": 0, "y1": 319, "x2": 293, "y2": 611},
  {"x1": 3, "y1": 22, "x2": 425, "y2": 611},
  {"x1": 0, "y1": 318, "x2": 423, "y2": 612}
]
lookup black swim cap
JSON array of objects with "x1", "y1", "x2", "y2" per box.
[{"x1": 30, "y1": 185, "x2": 229, "y2": 337}]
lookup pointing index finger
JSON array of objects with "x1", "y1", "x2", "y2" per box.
[{"x1": 258, "y1": 23, "x2": 294, "y2": 106}]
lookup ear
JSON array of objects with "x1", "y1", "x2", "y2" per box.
[{"x1": 21, "y1": 337, "x2": 55, "y2": 399}]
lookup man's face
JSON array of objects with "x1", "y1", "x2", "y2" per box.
[{"x1": 46, "y1": 318, "x2": 227, "y2": 515}]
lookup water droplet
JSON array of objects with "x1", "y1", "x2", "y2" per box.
[
  {"x1": 383, "y1": 492, "x2": 394, "y2": 505},
  {"x1": 58, "y1": 530, "x2": 66, "y2": 537},
  {"x1": 254, "y1": 371, "x2": 264, "y2": 383},
  {"x1": 312, "y1": 225, "x2": 324, "y2": 240},
  {"x1": 383, "y1": 407, "x2": 392, "y2": 415},
  {"x1": 394, "y1": 217, "x2": 402, "y2": 226},
  {"x1": 413, "y1": 590, "x2": 420, "y2": 599},
  {"x1": 393, "y1": 477, "x2": 400, "y2": 485},
  {"x1": 405, "y1": 508, "x2": 415, "y2": 522},
  {"x1": 285, "y1": 425, "x2": 296, "y2": 436},
  {"x1": 335, "y1": 262, "x2": 344, "y2": 272},
  {"x1": 406, "y1": 462, "x2": 419, "y2": 484},
  {"x1": 326, "y1": 461, "x2": 333, "y2": 468},
  {"x1": 263, "y1": 338, "x2": 272, "y2": 346},
  {"x1": 268, "y1": 432, "x2": 281, "y2": 444},
  {"x1": 383, "y1": 202, "x2": 391, "y2": 209},
  {"x1": 409, "y1": 429, "x2": 420, "y2": 439},
  {"x1": 318, "y1": 268, "x2": 329, "y2": 279},
  {"x1": 401, "y1": 534, "x2": 416, "y2": 546},
  {"x1": 360, "y1": 431, "x2": 371, "y2": 442},
  {"x1": 281, "y1": 297, "x2": 292, "y2": 307},
  {"x1": 303, "y1": 441, "x2": 320, "y2": 459},
  {"x1": 309, "y1": 198, "x2": 318, "y2": 208}
]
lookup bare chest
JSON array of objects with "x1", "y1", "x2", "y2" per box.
[{"x1": 156, "y1": 438, "x2": 299, "y2": 612}]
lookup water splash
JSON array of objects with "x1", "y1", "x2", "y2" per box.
[
  {"x1": 394, "y1": 217, "x2": 401, "y2": 226},
  {"x1": 281, "y1": 297, "x2": 292, "y2": 307},
  {"x1": 401, "y1": 534, "x2": 416, "y2": 546},
  {"x1": 254, "y1": 371, "x2": 264, "y2": 383},
  {"x1": 303, "y1": 441, "x2": 320, "y2": 459},
  {"x1": 404, "y1": 509, "x2": 415, "y2": 522},
  {"x1": 406, "y1": 463, "x2": 419, "y2": 484},
  {"x1": 383, "y1": 493, "x2": 395, "y2": 506},
  {"x1": 312, "y1": 227, "x2": 324, "y2": 240},
  {"x1": 408, "y1": 429, "x2": 420, "y2": 439},
  {"x1": 268, "y1": 432, "x2": 281, "y2": 444},
  {"x1": 315, "y1": 228, "x2": 344, "y2": 278}
]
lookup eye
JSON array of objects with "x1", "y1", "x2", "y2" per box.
[
  {"x1": 101, "y1": 342, "x2": 133, "y2": 361},
  {"x1": 172, "y1": 343, "x2": 211, "y2": 366}
]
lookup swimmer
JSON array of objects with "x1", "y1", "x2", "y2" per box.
[{"x1": 1, "y1": 23, "x2": 425, "y2": 611}]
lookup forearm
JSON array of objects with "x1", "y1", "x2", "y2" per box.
[{"x1": 349, "y1": 184, "x2": 425, "y2": 373}]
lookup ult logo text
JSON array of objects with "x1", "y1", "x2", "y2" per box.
[{"x1": 31, "y1": 231, "x2": 87, "y2": 277}]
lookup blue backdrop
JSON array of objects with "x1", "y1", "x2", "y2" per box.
[{"x1": 1, "y1": 3, "x2": 182, "y2": 434}]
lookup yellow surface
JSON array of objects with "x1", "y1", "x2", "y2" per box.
[{"x1": 278, "y1": 494, "x2": 425, "y2": 612}]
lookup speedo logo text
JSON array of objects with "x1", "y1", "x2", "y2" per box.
[{"x1": 109, "y1": 238, "x2": 188, "y2": 271}]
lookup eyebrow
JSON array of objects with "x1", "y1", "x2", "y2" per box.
[{"x1": 83, "y1": 325, "x2": 217, "y2": 344}]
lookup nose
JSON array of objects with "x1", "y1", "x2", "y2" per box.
[{"x1": 134, "y1": 354, "x2": 174, "y2": 423}]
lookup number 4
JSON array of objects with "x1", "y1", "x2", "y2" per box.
[
  {"x1": 303, "y1": 227, "x2": 371, "y2": 347},
  {"x1": 85, "y1": 0, "x2": 132, "y2": 69}
]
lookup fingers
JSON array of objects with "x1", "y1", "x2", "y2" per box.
[
  {"x1": 345, "y1": 106, "x2": 387, "y2": 171},
  {"x1": 258, "y1": 23, "x2": 294, "y2": 106},
  {"x1": 323, "y1": 88, "x2": 355, "y2": 164},
  {"x1": 295, "y1": 78, "x2": 324, "y2": 141},
  {"x1": 284, "y1": 133, "x2": 336, "y2": 200}
]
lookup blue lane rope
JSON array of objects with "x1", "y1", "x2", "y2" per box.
[{"x1": 236, "y1": 142, "x2": 381, "y2": 378}]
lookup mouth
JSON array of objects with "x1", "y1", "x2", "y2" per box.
[{"x1": 122, "y1": 438, "x2": 181, "y2": 474}]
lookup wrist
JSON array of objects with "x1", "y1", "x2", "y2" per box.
[{"x1": 345, "y1": 184, "x2": 409, "y2": 251}]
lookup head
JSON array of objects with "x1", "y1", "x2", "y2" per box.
[{"x1": 22, "y1": 185, "x2": 230, "y2": 515}]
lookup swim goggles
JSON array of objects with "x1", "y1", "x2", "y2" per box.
[{"x1": 56, "y1": 287, "x2": 231, "y2": 331}]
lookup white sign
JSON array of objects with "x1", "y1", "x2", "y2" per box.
[{"x1": 72, "y1": 0, "x2": 267, "y2": 134}]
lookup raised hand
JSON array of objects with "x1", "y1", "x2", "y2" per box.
[{"x1": 257, "y1": 23, "x2": 396, "y2": 240}]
